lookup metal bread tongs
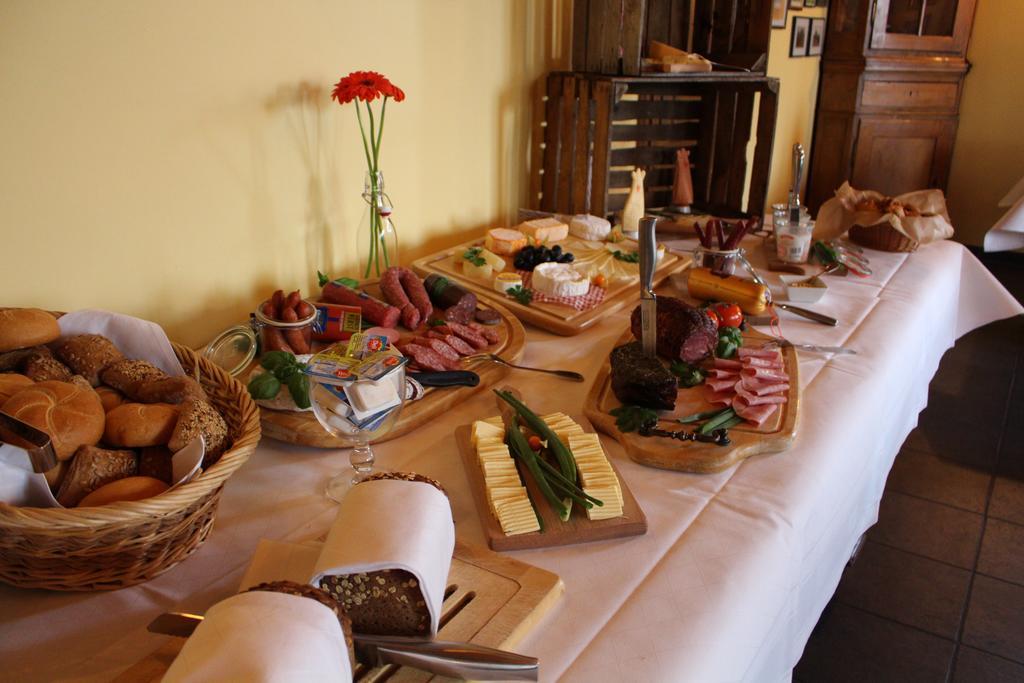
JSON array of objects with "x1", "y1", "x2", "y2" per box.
[
  {"x1": 149, "y1": 612, "x2": 539, "y2": 680},
  {"x1": 0, "y1": 411, "x2": 58, "y2": 473},
  {"x1": 639, "y1": 215, "x2": 659, "y2": 357}
]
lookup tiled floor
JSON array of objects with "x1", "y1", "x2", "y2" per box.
[{"x1": 795, "y1": 250, "x2": 1024, "y2": 682}]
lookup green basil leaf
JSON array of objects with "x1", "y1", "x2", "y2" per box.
[
  {"x1": 274, "y1": 364, "x2": 300, "y2": 381},
  {"x1": 247, "y1": 372, "x2": 281, "y2": 400},
  {"x1": 260, "y1": 351, "x2": 294, "y2": 372},
  {"x1": 609, "y1": 405, "x2": 658, "y2": 433},
  {"x1": 670, "y1": 360, "x2": 705, "y2": 388},
  {"x1": 287, "y1": 373, "x2": 311, "y2": 409}
]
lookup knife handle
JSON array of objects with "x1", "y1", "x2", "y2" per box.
[
  {"x1": 373, "y1": 639, "x2": 539, "y2": 681},
  {"x1": 409, "y1": 371, "x2": 480, "y2": 387},
  {"x1": 776, "y1": 303, "x2": 838, "y2": 327}
]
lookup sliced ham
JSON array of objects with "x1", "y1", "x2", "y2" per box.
[
  {"x1": 738, "y1": 346, "x2": 782, "y2": 360},
  {"x1": 739, "y1": 376, "x2": 790, "y2": 396},
  {"x1": 741, "y1": 366, "x2": 789, "y2": 383},
  {"x1": 713, "y1": 358, "x2": 743, "y2": 370},
  {"x1": 708, "y1": 368, "x2": 740, "y2": 380},
  {"x1": 732, "y1": 396, "x2": 779, "y2": 427},
  {"x1": 704, "y1": 387, "x2": 735, "y2": 406},
  {"x1": 743, "y1": 356, "x2": 784, "y2": 369},
  {"x1": 735, "y1": 383, "x2": 788, "y2": 406},
  {"x1": 707, "y1": 377, "x2": 740, "y2": 393}
]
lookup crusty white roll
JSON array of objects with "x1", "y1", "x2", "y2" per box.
[
  {"x1": 77, "y1": 475, "x2": 168, "y2": 507},
  {"x1": 0, "y1": 309, "x2": 60, "y2": 353},
  {"x1": 103, "y1": 402, "x2": 179, "y2": 448},
  {"x1": 0, "y1": 373, "x2": 33, "y2": 404},
  {"x1": 0, "y1": 380, "x2": 105, "y2": 460}
]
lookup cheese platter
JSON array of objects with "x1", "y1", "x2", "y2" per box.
[
  {"x1": 584, "y1": 324, "x2": 799, "y2": 474},
  {"x1": 411, "y1": 215, "x2": 689, "y2": 336},
  {"x1": 253, "y1": 278, "x2": 527, "y2": 448},
  {"x1": 456, "y1": 394, "x2": 647, "y2": 552}
]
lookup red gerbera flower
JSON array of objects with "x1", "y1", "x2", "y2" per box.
[{"x1": 331, "y1": 70, "x2": 404, "y2": 105}]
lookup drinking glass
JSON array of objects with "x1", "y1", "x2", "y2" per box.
[{"x1": 308, "y1": 353, "x2": 406, "y2": 503}]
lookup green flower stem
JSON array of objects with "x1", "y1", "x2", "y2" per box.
[{"x1": 356, "y1": 96, "x2": 394, "y2": 277}]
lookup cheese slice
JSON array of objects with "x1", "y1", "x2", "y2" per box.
[
  {"x1": 484, "y1": 228, "x2": 528, "y2": 255},
  {"x1": 570, "y1": 214, "x2": 611, "y2": 241},
  {"x1": 532, "y1": 262, "x2": 590, "y2": 298},
  {"x1": 472, "y1": 420, "x2": 504, "y2": 444},
  {"x1": 518, "y1": 217, "x2": 569, "y2": 244},
  {"x1": 482, "y1": 415, "x2": 505, "y2": 428}
]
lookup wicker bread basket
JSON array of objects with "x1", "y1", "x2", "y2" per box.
[
  {"x1": 848, "y1": 221, "x2": 919, "y2": 253},
  {"x1": 0, "y1": 342, "x2": 260, "y2": 591}
]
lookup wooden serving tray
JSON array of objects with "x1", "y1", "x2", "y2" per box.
[
  {"x1": 456, "y1": 422, "x2": 647, "y2": 551},
  {"x1": 584, "y1": 327, "x2": 800, "y2": 473},
  {"x1": 411, "y1": 236, "x2": 688, "y2": 336},
  {"x1": 259, "y1": 286, "x2": 527, "y2": 448},
  {"x1": 112, "y1": 540, "x2": 563, "y2": 683}
]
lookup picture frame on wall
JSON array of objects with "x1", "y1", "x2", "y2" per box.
[
  {"x1": 791, "y1": 16, "x2": 811, "y2": 57},
  {"x1": 808, "y1": 17, "x2": 826, "y2": 56},
  {"x1": 789, "y1": 0, "x2": 803, "y2": 9},
  {"x1": 804, "y1": 0, "x2": 817, "y2": 6},
  {"x1": 771, "y1": 0, "x2": 788, "y2": 28}
]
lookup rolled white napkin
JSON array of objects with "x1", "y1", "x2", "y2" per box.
[
  {"x1": 311, "y1": 477, "x2": 455, "y2": 636},
  {"x1": 163, "y1": 590, "x2": 353, "y2": 683}
]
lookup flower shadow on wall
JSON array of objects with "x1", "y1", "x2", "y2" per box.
[{"x1": 265, "y1": 81, "x2": 340, "y2": 284}]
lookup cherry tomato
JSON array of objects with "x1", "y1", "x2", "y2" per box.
[
  {"x1": 704, "y1": 308, "x2": 720, "y2": 329},
  {"x1": 527, "y1": 435, "x2": 543, "y2": 451},
  {"x1": 713, "y1": 303, "x2": 744, "y2": 328}
]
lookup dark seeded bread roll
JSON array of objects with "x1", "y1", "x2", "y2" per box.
[
  {"x1": 138, "y1": 445, "x2": 174, "y2": 484},
  {"x1": 319, "y1": 570, "x2": 430, "y2": 636},
  {"x1": 56, "y1": 445, "x2": 138, "y2": 507},
  {"x1": 134, "y1": 376, "x2": 207, "y2": 404},
  {"x1": 168, "y1": 399, "x2": 229, "y2": 467},
  {"x1": 23, "y1": 355, "x2": 74, "y2": 382},
  {"x1": 245, "y1": 581, "x2": 355, "y2": 670},
  {"x1": 100, "y1": 359, "x2": 168, "y2": 397},
  {"x1": 53, "y1": 334, "x2": 124, "y2": 386},
  {"x1": 359, "y1": 470, "x2": 448, "y2": 496}
]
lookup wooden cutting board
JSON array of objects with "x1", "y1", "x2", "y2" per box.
[
  {"x1": 259, "y1": 287, "x2": 527, "y2": 448},
  {"x1": 411, "y1": 236, "x2": 688, "y2": 336},
  {"x1": 456, "y1": 422, "x2": 647, "y2": 552},
  {"x1": 111, "y1": 540, "x2": 563, "y2": 683},
  {"x1": 584, "y1": 327, "x2": 800, "y2": 473}
]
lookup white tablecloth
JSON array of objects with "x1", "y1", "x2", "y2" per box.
[{"x1": 1, "y1": 239, "x2": 1020, "y2": 683}]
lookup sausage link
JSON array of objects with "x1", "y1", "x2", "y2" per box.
[{"x1": 280, "y1": 306, "x2": 310, "y2": 354}]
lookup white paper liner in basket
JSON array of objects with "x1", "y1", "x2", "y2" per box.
[
  {"x1": 163, "y1": 591, "x2": 352, "y2": 683},
  {"x1": 310, "y1": 479, "x2": 455, "y2": 636}
]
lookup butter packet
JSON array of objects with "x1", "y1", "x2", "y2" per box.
[
  {"x1": 345, "y1": 333, "x2": 389, "y2": 360},
  {"x1": 356, "y1": 351, "x2": 408, "y2": 382}
]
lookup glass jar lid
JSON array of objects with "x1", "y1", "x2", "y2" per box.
[{"x1": 203, "y1": 324, "x2": 257, "y2": 377}]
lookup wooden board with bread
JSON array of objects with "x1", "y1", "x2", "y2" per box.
[
  {"x1": 254, "y1": 273, "x2": 527, "y2": 448},
  {"x1": 583, "y1": 299, "x2": 800, "y2": 474},
  {"x1": 411, "y1": 215, "x2": 688, "y2": 336}
]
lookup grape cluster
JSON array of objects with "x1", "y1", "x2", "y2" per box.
[{"x1": 513, "y1": 244, "x2": 575, "y2": 271}]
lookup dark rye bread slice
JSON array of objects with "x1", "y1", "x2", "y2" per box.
[
  {"x1": 318, "y1": 471, "x2": 449, "y2": 637},
  {"x1": 245, "y1": 580, "x2": 355, "y2": 669}
]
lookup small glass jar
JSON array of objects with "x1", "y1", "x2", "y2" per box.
[
  {"x1": 692, "y1": 245, "x2": 747, "y2": 277},
  {"x1": 253, "y1": 300, "x2": 317, "y2": 355},
  {"x1": 775, "y1": 218, "x2": 815, "y2": 264}
]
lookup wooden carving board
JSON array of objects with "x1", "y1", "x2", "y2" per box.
[
  {"x1": 584, "y1": 327, "x2": 800, "y2": 473},
  {"x1": 456, "y1": 423, "x2": 647, "y2": 552},
  {"x1": 411, "y1": 236, "x2": 688, "y2": 336},
  {"x1": 112, "y1": 540, "x2": 563, "y2": 683},
  {"x1": 259, "y1": 285, "x2": 527, "y2": 448}
]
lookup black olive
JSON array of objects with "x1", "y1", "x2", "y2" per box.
[
  {"x1": 563, "y1": 253, "x2": 574, "y2": 262},
  {"x1": 551, "y1": 245, "x2": 562, "y2": 256}
]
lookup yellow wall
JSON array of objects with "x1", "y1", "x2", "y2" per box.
[
  {"x1": 765, "y1": 5, "x2": 828, "y2": 208},
  {"x1": 947, "y1": 0, "x2": 1024, "y2": 247},
  {"x1": 0, "y1": 1, "x2": 571, "y2": 348}
]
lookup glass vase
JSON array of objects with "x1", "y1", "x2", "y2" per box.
[{"x1": 356, "y1": 171, "x2": 399, "y2": 278}]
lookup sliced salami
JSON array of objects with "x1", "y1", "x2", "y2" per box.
[
  {"x1": 468, "y1": 321, "x2": 500, "y2": 344},
  {"x1": 426, "y1": 330, "x2": 475, "y2": 356},
  {"x1": 441, "y1": 322, "x2": 489, "y2": 350},
  {"x1": 397, "y1": 343, "x2": 455, "y2": 372},
  {"x1": 411, "y1": 336, "x2": 461, "y2": 362},
  {"x1": 474, "y1": 309, "x2": 501, "y2": 326}
]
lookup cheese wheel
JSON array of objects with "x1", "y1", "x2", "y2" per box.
[
  {"x1": 518, "y1": 217, "x2": 569, "y2": 244},
  {"x1": 532, "y1": 263, "x2": 590, "y2": 297},
  {"x1": 484, "y1": 229, "x2": 527, "y2": 255}
]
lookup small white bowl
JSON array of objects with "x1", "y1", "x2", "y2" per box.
[{"x1": 780, "y1": 274, "x2": 828, "y2": 304}]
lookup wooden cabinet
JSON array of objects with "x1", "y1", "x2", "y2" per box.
[{"x1": 805, "y1": 0, "x2": 976, "y2": 211}]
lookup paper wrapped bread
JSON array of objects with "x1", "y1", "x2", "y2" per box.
[{"x1": 814, "y1": 182, "x2": 954, "y2": 246}]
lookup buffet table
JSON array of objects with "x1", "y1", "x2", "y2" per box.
[{"x1": 1, "y1": 238, "x2": 1021, "y2": 683}]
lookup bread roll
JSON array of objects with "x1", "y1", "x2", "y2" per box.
[
  {"x1": 0, "y1": 380, "x2": 105, "y2": 460},
  {"x1": 0, "y1": 373, "x2": 33, "y2": 404},
  {"x1": 134, "y1": 376, "x2": 207, "y2": 404},
  {"x1": 53, "y1": 334, "x2": 124, "y2": 386},
  {"x1": 43, "y1": 460, "x2": 69, "y2": 489},
  {"x1": 100, "y1": 359, "x2": 168, "y2": 397},
  {"x1": 104, "y1": 402, "x2": 179, "y2": 447},
  {"x1": 0, "y1": 309, "x2": 60, "y2": 353},
  {"x1": 169, "y1": 399, "x2": 228, "y2": 466},
  {"x1": 56, "y1": 445, "x2": 138, "y2": 507},
  {"x1": 95, "y1": 385, "x2": 125, "y2": 412},
  {"x1": 77, "y1": 476, "x2": 168, "y2": 507},
  {"x1": 23, "y1": 355, "x2": 73, "y2": 382},
  {"x1": 138, "y1": 445, "x2": 174, "y2": 484}
]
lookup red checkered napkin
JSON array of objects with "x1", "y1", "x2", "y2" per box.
[{"x1": 518, "y1": 270, "x2": 607, "y2": 312}]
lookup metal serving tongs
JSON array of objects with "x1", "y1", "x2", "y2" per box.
[
  {"x1": 149, "y1": 612, "x2": 539, "y2": 680},
  {"x1": 0, "y1": 411, "x2": 58, "y2": 473}
]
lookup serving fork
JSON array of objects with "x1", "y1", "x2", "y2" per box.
[{"x1": 463, "y1": 353, "x2": 585, "y2": 382}]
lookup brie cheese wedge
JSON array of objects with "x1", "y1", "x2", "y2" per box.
[{"x1": 532, "y1": 262, "x2": 590, "y2": 297}]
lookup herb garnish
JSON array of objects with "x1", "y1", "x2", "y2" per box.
[
  {"x1": 670, "y1": 360, "x2": 705, "y2": 388},
  {"x1": 317, "y1": 270, "x2": 359, "y2": 289},
  {"x1": 506, "y1": 285, "x2": 534, "y2": 305},
  {"x1": 716, "y1": 326, "x2": 743, "y2": 359},
  {"x1": 610, "y1": 405, "x2": 659, "y2": 433},
  {"x1": 462, "y1": 247, "x2": 487, "y2": 267},
  {"x1": 612, "y1": 250, "x2": 640, "y2": 263},
  {"x1": 247, "y1": 351, "x2": 311, "y2": 409}
]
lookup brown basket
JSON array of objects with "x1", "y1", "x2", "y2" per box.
[
  {"x1": 848, "y1": 221, "x2": 919, "y2": 253},
  {"x1": 0, "y1": 342, "x2": 261, "y2": 591}
]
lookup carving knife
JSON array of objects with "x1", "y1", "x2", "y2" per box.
[
  {"x1": 639, "y1": 215, "x2": 658, "y2": 357},
  {"x1": 148, "y1": 612, "x2": 539, "y2": 681}
]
